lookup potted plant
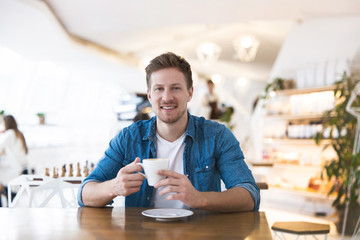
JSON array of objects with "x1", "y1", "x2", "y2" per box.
[
  {"x1": 262, "y1": 77, "x2": 285, "y2": 100},
  {"x1": 314, "y1": 72, "x2": 360, "y2": 235},
  {"x1": 36, "y1": 112, "x2": 46, "y2": 125},
  {"x1": 262, "y1": 77, "x2": 296, "y2": 100},
  {"x1": 219, "y1": 106, "x2": 235, "y2": 131}
]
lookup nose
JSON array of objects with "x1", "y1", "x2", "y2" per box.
[{"x1": 162, "y1": 88, "x2": 174, "y2": 102}]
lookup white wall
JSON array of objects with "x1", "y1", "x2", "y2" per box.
[
  {"x1": 269, "y1": 16, "x2": 360, "y2": 87},
  {"x1": 0, "y1": 0, "x2": 145, "y2": 173}
]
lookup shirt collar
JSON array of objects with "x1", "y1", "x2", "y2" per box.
[
  {"x1": 143, "y1": 111, "x2": 195, "y2": 142},
  {"x1": 143, "y1": 116, "x2": 157, "y2": 142},
  {"x1": 185, "y1": 112, "x2": 195, "y2": 142}
]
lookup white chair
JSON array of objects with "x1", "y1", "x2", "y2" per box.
[{"x1": 29, "y1": 178, "x2": 80, "y2": 208}]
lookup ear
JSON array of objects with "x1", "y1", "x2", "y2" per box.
[
  {"x1": 187, "y1": 87, "x2": 194, "y2": 102},
  {"x1": 147, "y1": 89, "x2": 151, "y2": 101}
]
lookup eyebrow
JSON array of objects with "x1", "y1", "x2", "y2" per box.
[{"x1": 152, "y1": 83, "x2": 182, "y2": 88}]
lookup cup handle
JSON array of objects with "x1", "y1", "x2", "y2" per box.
[{"x1": 136, "y1": 163, "x2": 146, "y2": 178}]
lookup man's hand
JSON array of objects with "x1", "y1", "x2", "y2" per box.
[
  {"x1": 111, "y1": 157, "x2": 145, "y2": 197},
  {"x1": 81, "y1": 157, "x2": 145, "y2": 207},
  {"x1": 154, "y1": 170, "x2": 255, "y2": 212},
  {"x1": 154, "y1": 170, "x2": 204, "y2": 208}
]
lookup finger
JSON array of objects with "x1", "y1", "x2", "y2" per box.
[
  {"x1": 133, "y1": 157, "x2": 141, "y2": 164},
  {"x1": 122, "y1": 180, "x2": 144, "y2": 188},
  {"x1": 154, "y1": 177, "x2": 181, "y2": 188},
  {"x1": 125, "y1": 172, "x2": 145, "y2": 181},
  {"x1": 120, "y1": 157, "x2": 142, "y2": 174},
  {"x1": 159, "y1": 186, "x2": 181, "y2": 196},
  {"x1": 166, "y1": 193, "x2": 181, "y2": 201},
  {"x1": 157, "y1": 169, "x2": 183, "y2": 178}
]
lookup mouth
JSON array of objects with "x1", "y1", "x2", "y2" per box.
[{"x1": 160, "y1": 106, "x2": 177, "y2": 110}]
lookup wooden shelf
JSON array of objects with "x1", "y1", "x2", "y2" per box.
[
  {"x1": 248, "y1": 161, "x2": 274, "y2": 167},
  {"x1": 261, "y1": 85, "x2": 336, "y2": 204},
  {"x1": 273, "y1": 163, "x2": 323, "y2": 170},
  {"x1": 272, "y1": 85, "x2": 335, "y2": 96},
  {"x1": 269, "y1": 186, "x2": 335, "y2": 200},
  {"x1": 265, "y1": 113, "x2": 324, "y2": 120},
  {"x1": 263, "y1": 138, "x2": 331, "y2": 145},
  {"x1": 249, "y1": 160, "x2": 323, "y2": 169}
]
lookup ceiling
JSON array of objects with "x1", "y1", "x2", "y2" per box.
[{"x1": 33, "y1": 0, "x2": 360, "y2": 83}]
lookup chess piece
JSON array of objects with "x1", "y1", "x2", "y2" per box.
[
  {"x1": 83, "y1": 165, "x2": 89, "y2": 177},
  {"x1": 90, "y1": 163, "x2": 95, "y2": 172},
  {"x1": 45, "y1": 168, "x2": 50, "y2": 177},
  {"x1": 76, "y1": 162, "x2": 81, "y2": 177},
  {"x1": 61, "y1": 164, "x2": 66, "y2": 177},
  {"x1": 53, "y1": 167, "x2": 59, "y2": 178},
  {"x1": 68, "y1": 163, "x2": 73, "y2": 177}
]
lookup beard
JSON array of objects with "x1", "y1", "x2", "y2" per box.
[{"x1": 156, "y1": 107, "x2": 187, "y2": 124}]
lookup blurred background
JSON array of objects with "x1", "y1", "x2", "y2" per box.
[
  {"x1": 2, "y1": 1, "x2": 360, "y2": 237},
  {"x1": 2, "y1": 0, "x2": 359, "y2": 174}
]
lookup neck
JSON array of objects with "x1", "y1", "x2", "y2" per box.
[{"x1": 156, "y1": 113, "x2": 188, "y2": 142}]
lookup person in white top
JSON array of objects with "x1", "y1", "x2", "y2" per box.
[{"x1": 0, "y1": 115, "x2": 28, "y2": 206}]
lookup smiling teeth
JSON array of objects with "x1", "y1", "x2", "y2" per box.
[{"x1": 162, "y1": 106, "x2": 175, "y2": 109}]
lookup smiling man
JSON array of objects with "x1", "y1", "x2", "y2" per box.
[{"x1": 78, "y1": 52, "x2": 260, "y2": 212}]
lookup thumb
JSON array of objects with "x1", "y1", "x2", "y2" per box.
[{"x1": 133, "y1": 157, "x2": 141, "y2": 164}]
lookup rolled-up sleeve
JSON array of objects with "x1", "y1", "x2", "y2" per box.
[
  {"x1": 216, "y1": 126, "x2": 261, "y2": 211},
  {"x1": 77, "y1": 130, "x2": 127, "y2": 207},
  {"x1": 77, "y1": 179, "x2": 101, "y2": 207},
  {"x1": 234, "y1": 183, "x2": 260, "y2": 211}
]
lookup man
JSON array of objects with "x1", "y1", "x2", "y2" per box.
[{"x1": 78, "y1": 52, "x2": 260, "y2": 212}]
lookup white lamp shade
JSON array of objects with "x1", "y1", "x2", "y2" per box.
[
  {"x1": 196, "y1": 42, "x2": 222, "y2": 62},
  {"x1": 233, "y1": 35, "x2": 260, "y2": 62}
]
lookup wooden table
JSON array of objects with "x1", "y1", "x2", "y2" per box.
[{"x1": 0, "y1": 207, "x2": 272, "y2": 239}]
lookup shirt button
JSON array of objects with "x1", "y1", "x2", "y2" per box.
[
  {"x1": 206, "y1": 166, "x2": 209, "y2": 169},
  {"x1": 147, "y1": 197, "x2": 150, "y2": 200}
]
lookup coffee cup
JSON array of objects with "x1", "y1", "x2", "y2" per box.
[{"x1": 137, "y1": 158, "x2": 169, "y2": 186}]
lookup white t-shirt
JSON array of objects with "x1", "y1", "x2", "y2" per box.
[
  {"x1": 150, "y1": 132, "x2": 186, "y2": 209},
  {"x1": 0, "y1": 129, "x2": 27, "y2": 184}
]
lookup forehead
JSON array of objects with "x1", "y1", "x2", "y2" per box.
[{"x1": 149, "y1": 68, "x2": 186, "y2": 87}]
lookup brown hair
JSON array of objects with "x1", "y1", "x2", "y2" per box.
[
  {"x1": 3, "y1": 115, "x2": 28, "y2": 154},
  {"x1": 145, "y1": 52, "x2": 193, "y2": 90}
]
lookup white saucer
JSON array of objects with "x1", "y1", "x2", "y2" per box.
[{"x1": 142, "y1": 208, "x2": 193, "y2": 221}]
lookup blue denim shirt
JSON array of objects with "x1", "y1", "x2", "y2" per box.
[{"x1": 78, "y1": 114, "x2": 260, "y2": 210}]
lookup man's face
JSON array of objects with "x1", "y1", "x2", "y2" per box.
[{"x1": 147, "y1": 68, "x2": 193, "y2": 124}]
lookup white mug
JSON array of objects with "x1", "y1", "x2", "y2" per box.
[{"x1": 137, "y1": 158, "x2": 169, "y2": 186}]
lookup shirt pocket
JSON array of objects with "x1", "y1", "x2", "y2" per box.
[{"x1": 194, "y1": 156, "x2": 217, "y2": 191}]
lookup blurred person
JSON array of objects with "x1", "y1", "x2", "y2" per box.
[
  {"x1": 0, "y1": 115, "x2": 28, "y2": 207},
  {"x1": 201, "y1": 79, "x2": 220, "y2": 119},
  {"x1": 78, "y1": 52, "x2": 259, "y2": 212}
]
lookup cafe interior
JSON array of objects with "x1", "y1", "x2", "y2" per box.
[{"x1": 1, "y1": 0, "x2": 360, "y2": 239}]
